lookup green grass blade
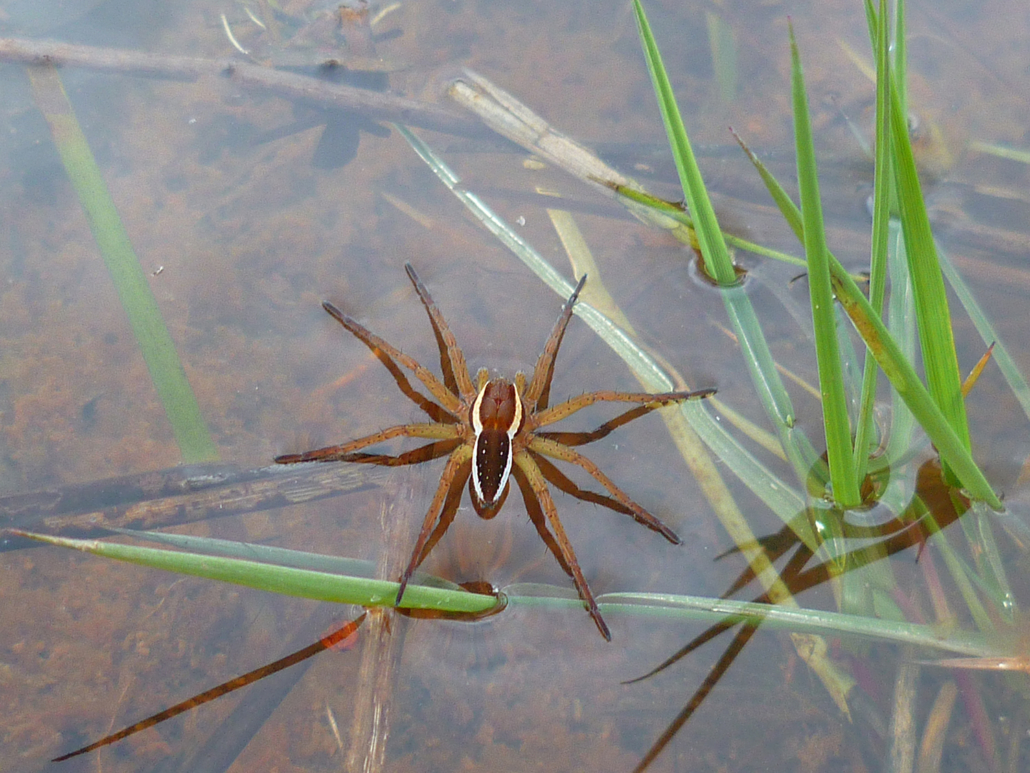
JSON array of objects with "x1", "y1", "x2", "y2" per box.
[
  {"x1": 790, "y1": 23, "x2": 859, "y2": 506},
  {"x1": 877, "y1": 2, "x2": 970, "y2": 483},
  {"x1": 705, "y1": 10, "x2": 738, "y2": 103},
  {"x1": 106, "y1": 527, "x2": 464, "y2": 590},
  {"x1": 27, "y1": 65, "x2": 217, "y2": 463},
  {"x1": 733, "y1": 106, "x2": 998, "y2": 507},
  {"x1": 632, "y1": 0, "x2": 734, "y2": 286},
  {"x1": 853, "y1": 0, "x2": 893, "y2": 482},
  {"x1": 17, "y1": 529, "x2": 1003, "y2": 656},
  {"x1": 15, "y1": 531, "x2": 496, "y2": 613},
  {"x1": 503, "y1": 589, "x2": 1000, "y2": 658},
  {"x1": 634, "y1": 1, "x2": 825, "y2": 489},
  {"x1": 830, "y1": 266, "x2": 1000, "y2": 508}
]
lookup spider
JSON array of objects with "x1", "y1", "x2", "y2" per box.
[{"x1": 276, "y1": 264, "x2": 714, "y2": 640}]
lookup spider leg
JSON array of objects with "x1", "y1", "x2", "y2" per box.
[
  {"x1": 512, "y1": 450, "x2": 611, "y2": 641},
  {"x1": 322, "y1": 301, "x2": 465, "y2": 418},
  {"x1": 413, "y1": 455, "x2": 471, "y2": 568},
  {"x1": 536, "y1": 401, "x2": 684, "y2": 448},
  {"x1": 338, "y1": 437, "x2": 464, "y2": 467},
  {"x1": 528, "y1": 450, "x2": 634, "y2": 516},
  {"x1": 528, "y1": 435, "x2": 680, "y2": 544},
  {"x1": 524, "y1": 274, "x2": 588, "y2": 411},
  {"x1": 51, "y1": 614, "x2": 367, "y2": 762},
  {"x1": 404, "y1": 263, "x2": 477, "y2": 402},
  {"x1": 396, "y1": 444, "x2": 474, "y2": 605},
  {"x1": 349, "y1": 326, "x2": 455, "y2": 423},
  {"x1": 532, "y1": 388, "x2": 715, "y2": 429},
  {"x1": 275, "y1": 422, "x2": 462, "y2": 464}
]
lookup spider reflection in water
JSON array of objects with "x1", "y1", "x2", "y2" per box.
[{"x1": 276, "y1": 264, "x2": 714, "y2": 640}]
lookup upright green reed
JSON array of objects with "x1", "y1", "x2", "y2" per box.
[{"x1": 631, "y1": 0, "x2": 999, "y2": 510}]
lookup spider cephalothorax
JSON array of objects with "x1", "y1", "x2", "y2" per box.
[{"x1": 276, "y1": 264, "x2": 714, "y2": 640}]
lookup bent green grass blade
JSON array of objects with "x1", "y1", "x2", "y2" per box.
[
  {"x1": 608, "y1": 185, "x2": 808, "y2": 269},
  {"x1": 15, "y1": 531, "x2": 495, "y2": 613},
  {"x1": 937, "y1": 242, "x2": 1030, "y2": 423},
  {"x1": 831, "y1": 266, "x2": 1001, "y2": 508},
  {"x1": 790, "y1": 23, "x2": 859, "y2": 506},
  {"x1": 26, "y1": 64, "x2": 217, "y2": 464},
  {"x1": 17, "y1": 529, "x2": 1001, "y2": 657}
]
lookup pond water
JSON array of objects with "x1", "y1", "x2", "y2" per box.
[{"x1": 1, "y1": 0, "x2": 1029, "y2": 771}]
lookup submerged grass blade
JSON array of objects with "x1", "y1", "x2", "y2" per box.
[
  {"x1": 26, "y1": 64, "x2": 217, "y2": 463},
  {"x1": 790, "y1": 23, "x2": 859, "y2": 506}
]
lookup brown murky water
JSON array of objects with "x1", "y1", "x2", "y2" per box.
[{"x1": 2, "y1": 0, "x2": 1029, "y2": 771}]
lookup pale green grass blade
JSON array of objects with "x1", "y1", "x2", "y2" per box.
[
  {"x1": 937, "y1": 242, "x2": 1030, "y2": 422},
  {"x1": 968, "y1": 141, "x2": 1030, "y2": 164},
  {"x1": 790, "y1": 23, "x2": 859, "y2": 506},
  {"x1": 705, "y1": 10, "x2": 738, "y2": 104},
  {"x1": 503, "y1": 589, "x2": 1000, "y2": 658},
  {"x1": 15, "y1": 531, "x2": 495, "y2": 613},
  {"x1": 26, "y1": 65, "x2": 217, "y2": 464},
  {"x1": 881, "y1": 222, "x2": 918, "y2": 466}
]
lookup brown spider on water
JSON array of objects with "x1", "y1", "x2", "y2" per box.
[{"x1": 276, "y1": 264, "x2": 714, "y2": 640}]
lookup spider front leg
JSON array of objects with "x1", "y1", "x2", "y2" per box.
[
  {"x1": 321, "y1": 300, "x2": 466, "y2": 418},
  {"x1": 275, "y1": 422, "x2": 462, "y2": 464},
  {"x1": 512, "y1": 449, "x2": 611, "y2": 641},
  {"x1": 524, "y1": 273, "x2": 588, "y2": 411},
  {"x1": 404, "y1": 263, "x2": 477, "y2": 402}
]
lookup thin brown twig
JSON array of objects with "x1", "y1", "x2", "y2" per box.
[{"x1": 0, "y1": 37, "x2": 483, "y2": 138}]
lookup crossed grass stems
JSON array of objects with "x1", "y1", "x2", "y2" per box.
[{"x1": 276, "y1": 264, "x2": 714, "y2": 640}]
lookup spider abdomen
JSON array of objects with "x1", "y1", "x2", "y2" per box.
[
  {"x1": 469, "y1": 379, "x2": 524, "y2": 515},
  {"x1": 472, "y1": 428, "x2": 512, "y2": 507}
]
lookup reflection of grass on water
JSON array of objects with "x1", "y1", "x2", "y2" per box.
[{"x1": 20, "y1": 0, "x2": 1029, "y2": 769}]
